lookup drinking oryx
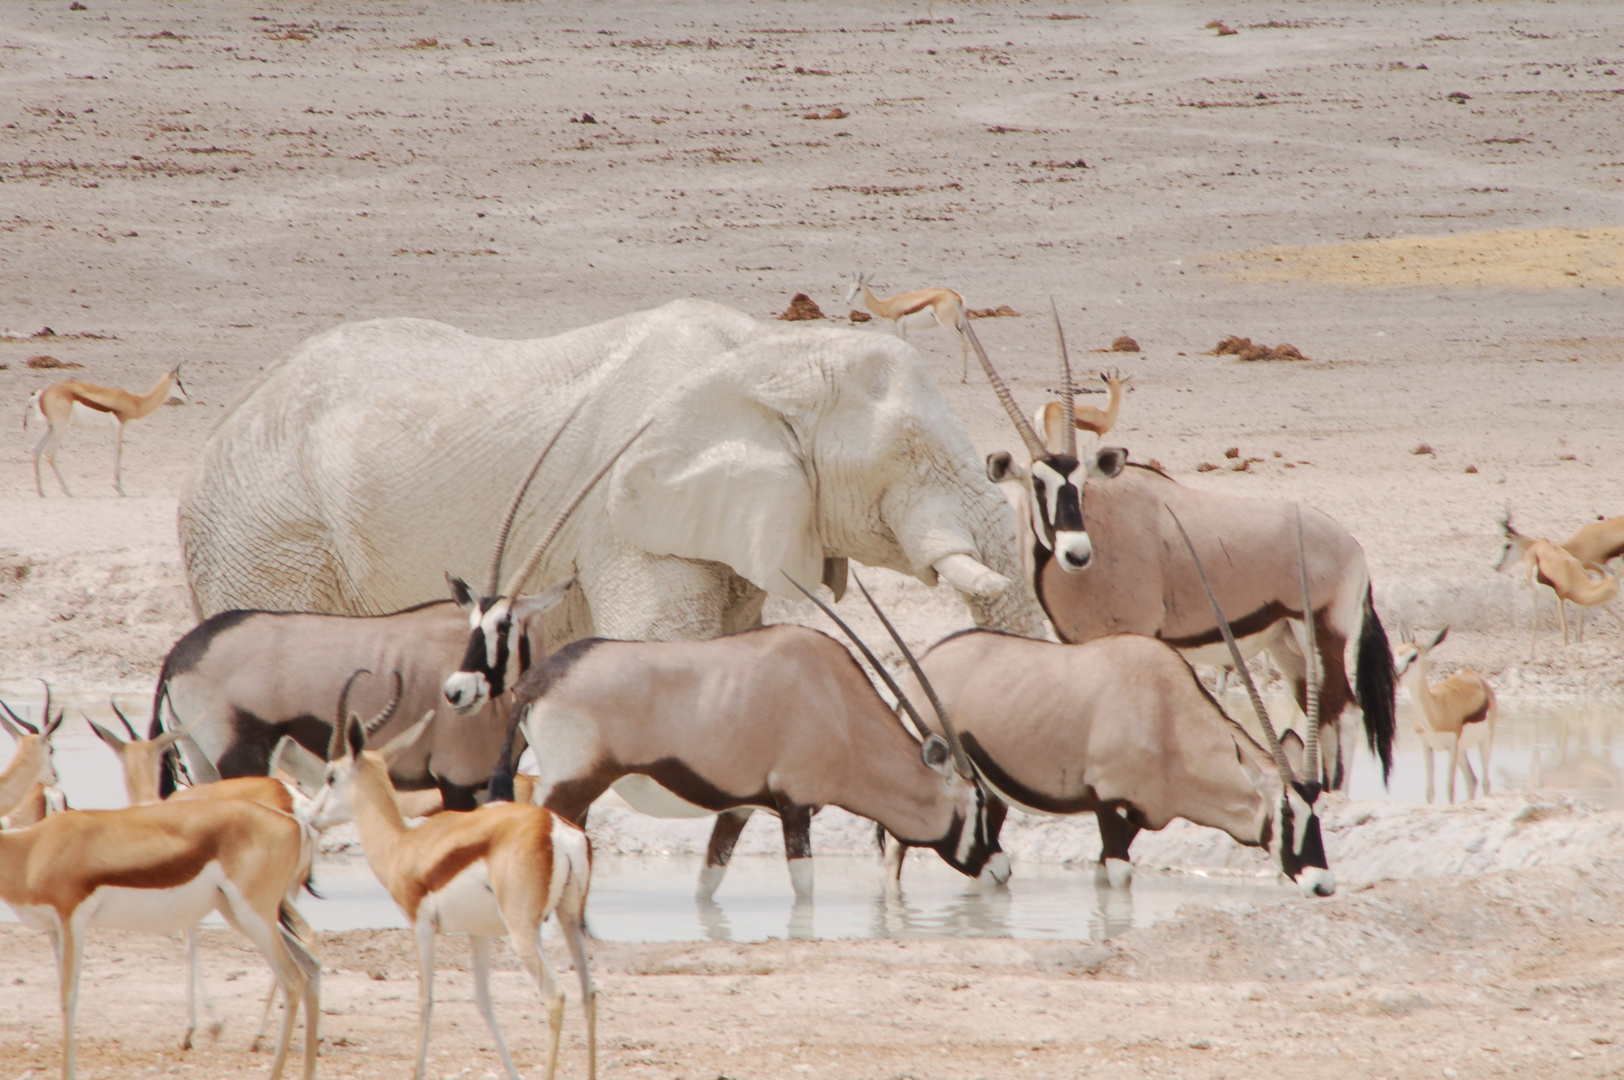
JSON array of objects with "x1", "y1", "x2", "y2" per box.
[
  {"x1": 970, "y1": 313, "x2": 1395, "y2": 790},
  {"x1": 152, "y1": 405, "x2": 607, "y2": 810},
  {"x1": 491, "y1": 578, "x2": 996, "y2": 899},
  {"x1": 882, "y1": 512, "x2": 1336, "y2": 896}
]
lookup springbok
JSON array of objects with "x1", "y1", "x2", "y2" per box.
[
  {"x1": 152, "y1": 408, "x2": 602, "y2": 810},
  {"x1": 1515, "y1": 538, "x2": 1619, "y2": 656},
  {"x1": 0, "y1": 791, "x2": 319, "y2": 1080},
  {"x1": 1497, "y1": 512, "x2": 1624, "y2": 647},
  {"x1": 973, "y1": 313, "x2": 1394, "y2": 790},
  {"x1": 1393, "y1": 626, "x2": 1496, "y2": 804},
  {"x1": 311, "y1": 674, "x2": 597, "y2": 1080},
  {"x1": 843, "y1": 271, "x2": 972, "y2": 381},
  {"x1": 1034, "y1": 368, "x2": 1131, "y2": 447},
  {"x1": 1500, "y1": 509, "x2": 1624, "y2": 574},
  {"x1": 1, "y1": 688, "x2": 64, "y2": 820},
  {"x1": 882, "y1": 511, "x2": 1336, "y2": 896},
  {"x1": 25, "y1": 363, "x2": 189, "y2": 496},
  {"x1": 495, "y1": 573, "x2": 995, "y2": 900}
]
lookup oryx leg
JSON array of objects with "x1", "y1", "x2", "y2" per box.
[
  {"x1": 777, "y1": 800, "x2": 815, "y2": 899},
  {"x1": 979, "y1": 797, "x2": 1011, "y2": 886},
  {"x1": 698, "y1": 808, "x2": 753, "y2": 900},
  {"x1": 1096, "y1": 804, "x2": 1140, "y2": 890},
  {"x1": 883, "y1": 833, "x2": 906, "y2": 890},
  {"x1": 471, "y1": 936, "x2": 522, "y2": 1080},
  {"x1": 1276, "y1": 617, "x2": 1354, "y2": 790}
]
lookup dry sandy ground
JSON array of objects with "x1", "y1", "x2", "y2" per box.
[{"x1": 2, "y1": 2, "x2": 1623, "y2": 1076}]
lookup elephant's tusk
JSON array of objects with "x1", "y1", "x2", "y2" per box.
[{"x1": 933, "y1": 553, "x2": 1011, "y2": 598}]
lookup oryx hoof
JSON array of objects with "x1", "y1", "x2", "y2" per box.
[
  {"x1": 1101, "y1": 857, "x2": 1133, "y2": 890},
  {"x1": 980, "y1": 852, "x2": 1012, "y2": 887},
  {"x1": 695, "y1": 864, "x2": 727, "y2": 901}
]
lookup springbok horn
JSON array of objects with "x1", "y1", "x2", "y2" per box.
[
  {"x1": 110, "y1": 698, "x2": 141, "y2": 742},
  {"x1": 502, "y1": 420, "x2": 653, "y2": 599},
  {"x1": 39, "y1": 679, "x2": 57, "y2": 735},
  {"x1": 0, "y1": 698, "x2": 37, "y2": 738},
  {"x1": 331, "y1": 669, "x2": 370, "y2": 761},
  {"x1": 1167, "y1": 506, "x2": 1297, "y2": 787},
  {"x1": 364, "y1": 671, "x2": 406, "y2": 736},
  {"x1": 784, "y1": 573, "x2": 962, "y2": 774},
  {"x1": 1051, "y1": 299, "x2": 1077, "y2": 459},
  {"x1": 852, "y1": 572, "x2": 976, "y2": 781},
  {"x1": 1296, "y1": 506, "x2": 1321, "y2": 786},
  {"x1": 965, "y1": 321, "x2": 1049, "y2": 461},
  {"x1": 485, "y1": 395, "x2": 589, "y2": 597},
  {"x1": 87, "y1": 717, "x2": 129, "y2": 753}
]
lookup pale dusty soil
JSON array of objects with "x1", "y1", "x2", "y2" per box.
[{"x1": 2, "y1": 2, "x2": 1624, "y2": 1076}]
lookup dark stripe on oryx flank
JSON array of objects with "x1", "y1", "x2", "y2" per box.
[
  {"x1": 1158, "y1": 600, "x2": 1298, "y2": 650},
  {"x1": 959, "y1": 731, "x2": 1101, "y2": 815}
]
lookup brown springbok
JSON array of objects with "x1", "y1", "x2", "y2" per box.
[
  {"x1": 1393, "y1": 626, "x2": 1496, "y2": 804},
  {"x1": 1516, "y1": 538, "x2": 1619, "y2": 656},
  {"x1": 843, "y1": 271, "x2": 972, "y2": 381},
  {"x1": 973, "y1": 313, "x2": 1394, "y2": 790},
  {"x1": 495, "y1": 573, "x2": 996, "y2": 901},
  {"x1": 1498, "y1": 512, "x2": 1624, "y2": 647},
  {"x1": 0, "y1": 792, "x2": 319, "y2": 1080},
  {"x1": 25, "y1": 363, "x2": 189, "y2": 496},
  {"x1": 883, "y1": 511, "x2": 1336, "y2": 897},
  {"x1": 1563, "y1": 513, "x2": 1624, "y2": 571},
  {"x1": 1034, "y1": 368, "x2": 1131, "y2": 446},
  {"x1": 311, "y1": 674, "x2": 596, "y2": 1080}
]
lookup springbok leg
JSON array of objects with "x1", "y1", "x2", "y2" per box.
[{"x1": 470, "y1": 937, "x2": 521, "y2": 1080}]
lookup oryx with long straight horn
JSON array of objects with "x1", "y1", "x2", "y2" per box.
[
  {"x1": 443, "y1": 420, "x2": 653, "y2": 719},
  {"x1": 882, "y1": 508, "x2": 1335, "y2": 897},
  {"x1": 495, "y1": 572, "x2": 996, "y2": 900}
]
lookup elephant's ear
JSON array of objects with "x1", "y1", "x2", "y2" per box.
[{"x1": 609, "y1": 373, "x2": 822, "y2": 599}]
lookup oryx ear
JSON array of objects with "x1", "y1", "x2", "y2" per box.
[
  {"x1": 446, "y1": 572, "x2": 478, "y2": 611},
  {"x1": 986, "y1": 451, "x2": 1027, "y2": 484},
  {"x1": 920, "y1": 733, "x2": 954, "y2": 777},
  {"x1": 1234, "y1": 739, "x2": 1266, "y2": 790},
  {"x1": 1429, "y1": 625, "x2": 1450, "y2": 650},
  {"x1": 87, "y1": 719, "x2": 127, "y2": 752},
  {"x1": 1280, "y1": 730, "x2": 1306, "y2": 779},
  {"x1": 609, "y1": 342, "x2": 823, "y2": 600},
  {"x1": 379, "y1": 711, "x2": 435, "y2": 765},
  {"x1": 345, "y1": 714, "x2": 366, "y2": 760},
  {"x1": 1093, "y1": 446, "x2": 1128, "y2": 478},
  {"x1": 509, "y1": 576, "x2": 575, "y2": 622}
]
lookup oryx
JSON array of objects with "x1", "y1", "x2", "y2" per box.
[
  {"x1": 887, "y1": 509, "x2": 1336, "y2": 896},
  {"x1": 969, "y1": 314, "x2": 1395, "y2": 789},
  {"x1": 493, "y1": 573, "x2": 997, "y2": 899},
  {"x1": 153, "y1": 408, "x2": 600, "y2": 810}
]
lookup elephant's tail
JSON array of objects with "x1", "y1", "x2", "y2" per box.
[{"x1": 1353, "y1": 584, "x2": 1396, "y2": 785}]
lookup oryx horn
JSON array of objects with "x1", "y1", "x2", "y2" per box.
[
  {"x1": 363, "y1": 671, "x2": 405, "y2": 736},
  {"x1": 330, "y1": 668, "x2": 370, "y2": 761},
  {"x1": 485, "y1": 395, "x2": 589, "y2": 597},
  {"x1": 502, "y1": 420, "x2": 653, "y2": 598},
  {"x1": 965, "y1": 320, "x2": 1048, "y2": 461},
  {"x1": 1051, "y1": 298, "x2": 1077, "y2": 458},
  {"x1": 784, "y1": 574, "x2": 941, "y2": 755},
  {"x1": 1295, "y1": 505, "x2": 1321, "y2": 786},
  {"x1": 1167, "y1": 506, "x2": 1297, "y2": 787}
]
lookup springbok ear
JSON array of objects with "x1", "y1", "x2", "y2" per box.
[
  {"x1": 87, "y1": 719, "x2": 127, "y2": 752},
  {"x1": 345, "y1": 714, "x2": 366, "y2": 760},
  {"x1": 1280, "y1": 730, "x2": 1306, "y2": 779},
  {"x1": 1094, "y1": 446, "x2": 1128, "y2": 478},
  {"x1": 1429, "y1": 625, "x2": 1450, "y2": 650},
  {"x1": 509, "y1": 576, "x2": 575, "y2": 622},
  {"x1": 986, "y1": 451, "x2": 1026, "y2": 484},
  {"x1": 446, "y1": 572, "x2": 478, "y2": 611},
  {"x1": 270, "y1": 736, "x2": 328, "y2": 794},
  {"x1": 1393, "y1": 647, "x2": 1416, "y2": 678},
  {"x1": 920, "y1": 733, "x2": 954, "y2": 777},
  {"x1": 609, "y1": 348, "x2": 822, "y2": 599}
]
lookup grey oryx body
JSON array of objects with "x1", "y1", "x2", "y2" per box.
[
  {"x1": 897, "y1": 629, "x2": 1335, "y2": 895},
  {"x1": 501, "y1": 621, "x2": 994, "y2": 898},
  {"x1": 969, "y1": 313, "x2": 1394, "y2": 790},
  {"x1": 154, "y1": 601, "x2": 540, "y2": 810}
]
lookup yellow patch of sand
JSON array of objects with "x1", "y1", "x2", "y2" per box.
[{"x1": 1218, "y1": 226, "x2": 1624, "y2": 288}]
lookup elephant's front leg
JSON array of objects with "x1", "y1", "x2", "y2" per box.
[{"x1": 697, "y1": 808, "x2": 753, "y2": 899}]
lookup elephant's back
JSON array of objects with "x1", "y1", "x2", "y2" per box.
[{"x1": 180, "y1": 301, "x2": 762, "y2": 617}]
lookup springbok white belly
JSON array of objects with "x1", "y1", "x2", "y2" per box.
[
  {"x1": 418, "y1": 859, "x2": 507, "y2": 937},
  {"x1": 80, "y1": 861, "x2": 228, "y2": 933},
  {"x1": 895, "y1": 306, "x2": 944, "y2": 331},
  {"x1": 69, "y1": 400, "x2": 122, "y2": 431},
  {"x1": 611, "y1": 774, "x2": 712, "y2": 819}
]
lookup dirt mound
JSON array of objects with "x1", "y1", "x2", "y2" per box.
[
  {"x1": 777, "y1": 293, "x2": 826, "y2": 321},
  {"x1": 801, "y1": 108, "x2": 848, "y2": 120},
  {"x1": 1206, "y1": 19, "x2": 1238, "y2": 35},
  {"x1": 26, "y1": 355, "x2": 82, "y2": 369},
  {"x1": 848, "y1": 309, "x2": 871, "y2": 323},
  {"x1": 1111, "y1": 335, "x2": 1140, "y2": 352},
  {"x1": 966, "y1": 305, "x2": 1020, "y2": 319},
  {"x1": 1207, "y1": 335, "x2": 1310, "y2": 361}
]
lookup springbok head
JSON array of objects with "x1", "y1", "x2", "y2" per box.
[
  {"x1": 977, "y1": 303, "x2": 1127, "y2": 573},
  {"x1": 1493, "y1": 508, "x2": 1533, "y2": 574},
  {"x1": 167, "y1": 363, "x2": 192, "y2": 405},
  {"x1": 789, "y1": 571, "x2": 997, "y2": 880},
  {"x1": 310, "y1": 669, "x2": 421, "y2": 829},
  {"x1": 86, "y1": 698, "x2": 197, "y2": 805},
  {"x1": 1171, "y1": 504, "x2": 1335, "y2": 898},
  {"x1": 443, "y1": 411, "x2": 651, "y2": 715},
  {"x1": 842, "y1": 269, "x2": 871, "y2": 307},
  {"x1": 1393, "y1": 624, "x2": 1449, "y2": 679},
  {"x1": 1, "y1": 680, "x2": 66, "y2": 790}
]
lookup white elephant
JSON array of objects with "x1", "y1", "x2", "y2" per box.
[{"x1": 179, "y1": 299, "x2": 1045, "y2": 647}]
